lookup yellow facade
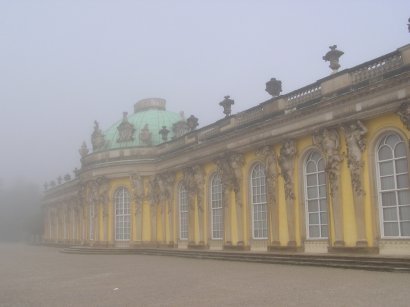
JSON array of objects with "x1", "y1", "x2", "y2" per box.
[{"x1": 43, "y1": 44, "x2": 410, "y2": 255}]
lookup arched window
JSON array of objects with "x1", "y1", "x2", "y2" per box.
[
  {"x1": 376, "y1": 133, "x2": 410, "y2": 237},
  {"x1": 304, "y1": 151, "x2": 328, "y2": 239},
  {"x1": 179, "y1": 184, "x2": 188, "y2": 240},
  {"x1": 114, "y1": 187, "x2": 130, "y2": 241},
  {"x1": 210, "y1": 173, "x2": 223, "y2": 240},
  {"x1": 250, "y1": 163, "x2": 267, "y2": 239}
]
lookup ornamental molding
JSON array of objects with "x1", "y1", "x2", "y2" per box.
[
  {"x1": 313, "y1": 127, "x2": 342, "y2": 197},
  {"x1": 397, "y1": 101, "x2": 410, "y2": 130},
  {"x1": 278, "y1": 140, "x2": 296, "y2": 200},
  {"x1": 341, "y1": 120, "x2": 367, "y2": 196},
  {"x1": 256, "y1": 145, "x2": 278, "y2": 205},
  {"x1": 130, "y1": 173, "x2": 144, "y2": 214},
  {"x1": 139, "y1": 124, "x2": 152, "y2": 145}
]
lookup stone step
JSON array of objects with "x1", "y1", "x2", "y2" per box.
[{"x1": 61, "y1": 246, "x2": 410, "y2": 272}]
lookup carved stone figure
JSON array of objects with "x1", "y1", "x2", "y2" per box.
[
  {"x1": 139, "y1": 124, "x2": 152, "y2": 145},
  {"x1": 183, "y1": 167, "x2": 196, "y2": 208},
  {"x1": 257, "y1": 146, "x2": 277, "y2": 206},
  {"x1": 342, "y1": 120, "x2": 368, "y2": 195},
  {"x1": 131, "y1": 174, "x2": 144, "y2": 214},
  {"x1": 278, "y1": 140, "x2": 296, "y2": 200},
  {"x1": 147, "y1": 176, "x2": 159, "y2": 206},
  {"x1": 91, "y1": 121, "x2": 105, "y2": 151},
  {"x1": 159, "y1": 126, "x2": 170, "y2": 141},
  {"x1": 96, "y1": 177, "x2": 110, "y2": 217},
  {"x1": 117, "y1": 112, "x2": 135, "y2": 143},
  {"x1": 397, "y1": 102, "x2": 410, "y2": 130},
  {"x1": 79, "y1": 142, "x2": 89, "y2": 158},
  {"x1": 229, "y1": 153, "x2": 244, "y2": 206},
  {"x1": 87, "y1": 180, "x2": 99, "y2": 206},
  {"x1": 192, "y1": 165, "x2": 205, "y2": 212},
  {"x1": 313, "y1": 128, "x2": 342, "y2": 197}
]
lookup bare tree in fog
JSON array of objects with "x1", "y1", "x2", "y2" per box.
[{"x1": 0, "y1": 179, "x2": 42, "y2": 242}]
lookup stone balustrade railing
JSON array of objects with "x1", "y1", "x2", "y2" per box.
[
  {"x1": 285, "y1": 83, "x2": 322, "y2": 108},
  {"x1": 350, "y1": 51, "x2": 403, "y2": 84},
  {"x1": 64, "y1": 44, "x2": 410, "y2": 176}
]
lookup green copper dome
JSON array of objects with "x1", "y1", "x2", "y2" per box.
[{"x1": 102, "y1": 98, "x2": 184, "y2": 150}]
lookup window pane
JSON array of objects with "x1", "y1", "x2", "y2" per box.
[
  {"x1": 308, "y1": 200, "x2": 318, "y2": 212},
  {"x1": 319, "y1": 185, "x2": 327, "y2": 197},
  {"x1": 379, "y1": 161, "x2": 393, "y2": 176},
  {"x1": 320, "y1": 212, "x2": 328, "y2": 224},
  {"x1": 309, "y1": 213, "x2": 319, "y2": 224},
  {"x1": 384, "y1": 222, "x2": 399, "y2": 236},
  {"x1": 400, "y1": 222, "x2": 410, "y2": 236},
  {"x1": 318, "y1": 173, "x2": 326, "y2": 185},
  {"x1": 381, "y1": 176, "x2": 394, "y2": 190},
  {"x1": 307, "y1": 174, "x2": 317, "y2": 186},
  {"x1": 397, "y1": 174, "x2": 409, "y2": 189},
  {"x1": 318, "y1": 159, "x2": 325, "y2": 171},
  {"x1": 395, "y1": 142, "x2": 406, "y2": 158},
  {"x1": 396, "y1": 159, "x2": 408, "y2": 174},
  {"x1": 398, "y1": 190, "x2": 410, "y2": 206},
  {"x1": 306, "y1": 161, "x2": 316, "y2": 173},
  {"x1": 383, "y1": 207, "x2": 398, "y2": 221},
  {"x1": 399, "y1": 206, "x2": 410, "y2": 221},
  {"x1": 321, "y1": 225, "x2": 328, "y2": 238},
  {"x1": 307, "y1": 187, "x2": 317, "y2": 199},
  {"x1": 386, "y1": 134, "x2": 400, "y2": 149},
  {"x1": 320, "y1": 199, "x2": 327, "y2": 211},
  {"x1": 381, "y1": 191, "x2": 396, "y2": 206},
  {"x1": 309, "y1": 225, "x2": 320, "y2": 238},
  {"x1": 378, "y1": 146, "x2": 392, "y2": 160}
]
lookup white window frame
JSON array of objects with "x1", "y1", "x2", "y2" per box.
[
  {"x1": 376, "y1": 133, "x2": 410, "y2": 238},
  {"x1": 303, "y1": 151, "x2": 328, "y2": 239},
  {"x1": 250, "y1": 163, "x2": 268, "y2": 240},
  {"x1": 210, "y1": 173, "x2": 223, "y2": 240},
  {"x1": 114, "y1": 187, "x2": 131, "y2": 241},
  {"x1": 179, "y1": 184, "x2": 188, "y2": 240}
]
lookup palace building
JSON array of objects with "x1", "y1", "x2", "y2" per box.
[{"x1": 43, "y1": 43, "x2": 410, "y2": 255}]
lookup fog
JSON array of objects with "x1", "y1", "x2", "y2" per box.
[{"x1": 0, "y1": 0, "x2": 409, "y2": 189}]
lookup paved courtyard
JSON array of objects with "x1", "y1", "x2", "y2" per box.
[{"x1": 1, "y1": 243, "x2": 410, "y2": 306}]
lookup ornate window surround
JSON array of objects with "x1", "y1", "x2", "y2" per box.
[
  {"x1": 374, "y1": 130, "x2": 410, "y2": 239},
  {"x1": 209, "y1": 172, "x2": 223, "y2": 240},
  {"x1": 113, "y1": 186, "x2": 131, "y2": 241},
  {"x1": 249, "y1": 162, "x2": 268, "y2": 240},
  {"x1": 178, "y1": 183, "x2": 188, "y2": 241},
  {"x1": 303, "y1": 150, "x2": 329, "y2": 240}
]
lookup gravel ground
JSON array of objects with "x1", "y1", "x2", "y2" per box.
[{"x1": 1, "y1": 243, "x2": 410, "y2": 307}]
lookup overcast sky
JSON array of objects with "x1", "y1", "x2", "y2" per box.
[{"x1": 0, "y1": 0, "x2": 409, "y2": 188}]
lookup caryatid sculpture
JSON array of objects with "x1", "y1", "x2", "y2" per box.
[
  {"x1": 342, "y1": 120, "x2": 368, "y2": 246},
  {"x1": 131, "y1": 174, "x2": 145, "y2": 214},
  {"x1": 192, "y1": 165, "x2": 205, "y2": 244},
  {"x1": 278, "y1": 140, "x2": 297, "y2": 246}
]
